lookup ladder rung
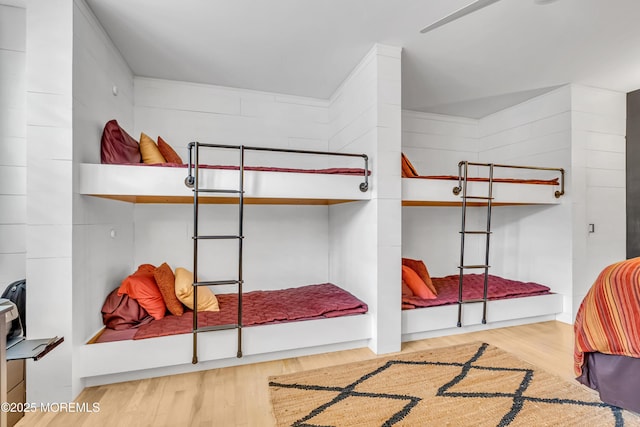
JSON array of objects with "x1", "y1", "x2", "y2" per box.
[
  {"x1": 195, "y1": 189, "x2": 243, "y2": 194},
  {"x1": 194, "y1": 324, "x2": 239, "y2": 333},
  {"x1": 195, "y1": 280, "x2": 242, "y2": 286},
  {"x1": 463, "y1": 196, "x2": 494, "y2": 200},
  {"x1": 459, "y1": 299, "x2": 487, "y2": 304},
  {"x1": 458, "y1": 265, "x2": 490, "y2": 269},
  {"x1": 460, "y1": 231, "x2": 491, "y2": 235},
  {"x1": 193, "y1": 235, "x2": 243, "y2": 240}
]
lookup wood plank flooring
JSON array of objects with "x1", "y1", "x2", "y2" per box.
[{"x1": 19, "y1": 321, "x2": 576, "y2": 427}]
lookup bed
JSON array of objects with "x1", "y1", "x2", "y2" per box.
[
  {"x1": 77, "y1": 125, "x2": 375, "y2": 381},
  {"x1": 80, "y1": 163, "x2": 371, "y2": 204},
  {"x1": 80, "y1": 281, "x2": 371, "y2": 381},
  {"x1": 400, "y1": 153, "x2": 565, "y2": 338},
  {"x1": 400, "y1": 257, "x2": 563, "y2": 339},
  {"x1": 401, "y1": 154, "x2": 564, "y2": 206},
  {"x1": 84, "y1": 127, "x2": 371, "y2": 205},
  {"x1": 574, "y1": 257, "x2": 640, "y2": 413},
  {"x1": 402, "y1": 273, "x2": 552, "y2": 309},
  {"x1": 93, "y1": 283, "x2": 368, "y2": 343},
  {"x1": 400, "y1": 270, "x2": 562, "y2": 336}
]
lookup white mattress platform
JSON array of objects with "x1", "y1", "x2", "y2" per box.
[
  {"x1": 79, "y1": 163, "x2": 371, "y2": 205},
  {"x1": 81, "y1": 313, "x2": 371, "y2": 385},
  {"x1": 401, "y1": 293, "x2": 563, "y2": 341},
  {"x1": 402, "y1": 178, "x2": 562, "y2": 206}
]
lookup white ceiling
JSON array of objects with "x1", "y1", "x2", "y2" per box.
[{"x1": 84, "y1": 0, "x2": 640, "y2": 118}]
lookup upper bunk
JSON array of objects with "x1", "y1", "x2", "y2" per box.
[
  {"x1": 401, "y1": 156, "x2": 565, "y2": 207},
  {"x1": 80, "y1": 136, "x2": 371, "y2": 205}
]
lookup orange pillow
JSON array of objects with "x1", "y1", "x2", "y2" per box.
[
  {"x1": 402, "y1": 280, "x2": 414, "y2": 297},
  {"x1": 139, "y1": 132, "x2": 166, "y2": 164},
  {"x1": 401, "y1": 153, "x2": 419, "y2": 178},
  {"x1": 154, "y1": 263, "x2": 184, "y2": 316},
  {"x1": 157, "y1": 136, "x2": 184, "y2": 164},
  {"x1": 118, "y1": 264, "x2": 167, "y2": 320},
  {"x1": 174, "y1": 267, "x2": 220, "y2": 312},
  {"x1": 402, "y1": 265, "x2": 437, "y2": 300},
  {"x1": 402, "y1": 258, "x2": 437, "y2": 296}
]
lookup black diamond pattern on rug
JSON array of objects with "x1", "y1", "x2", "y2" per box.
[{"x1": 268, "y1": 342, "x2": 626, "y2": 427}]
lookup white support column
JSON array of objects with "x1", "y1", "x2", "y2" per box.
[
  {"x1": 328, "y1": 44, "x2": 402, "y2": 355},
  {"x1": 25, "y1": 0, "x2": 74, "y2": 403}
]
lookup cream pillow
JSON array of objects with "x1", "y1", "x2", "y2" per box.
[
  {"x1": 139, "y1": 132, "x2": 166, "y2": 164},
  {"x1": 174, "y1": 267, "x2": 220, "y2": 312}
]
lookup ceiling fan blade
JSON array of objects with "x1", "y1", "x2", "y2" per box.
[{"x1": 420, "y1": 0, "x2": 503, "y2": 33}]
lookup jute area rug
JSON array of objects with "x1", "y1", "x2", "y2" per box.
[{"x1": 269, "y1": 342, "x2": 640, "y2": 427}]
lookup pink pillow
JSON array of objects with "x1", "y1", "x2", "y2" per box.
[
  {"x1": 100, "y1": 119, "x2": 141, "y2": 164},
  {"x1": 402, "y1": 265, "x2": 437, "y2": 300},
  {"x1": 118, "y1": 264, "x2": 167, "y2": 320}
]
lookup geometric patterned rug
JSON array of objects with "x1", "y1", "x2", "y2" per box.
[{"x1": 269, "y1": 342, "x2": 640, "y2": 426}]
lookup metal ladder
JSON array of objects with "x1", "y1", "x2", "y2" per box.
[
  {"x1": 183, "y1": 143, "x2": 369, "y2": 363},
  {"x1": 454, "y1": 161, "x2": 494, "y2": 327},
  {"x1": 187, "y1": 142, "x2": 244, "y2": 364}
]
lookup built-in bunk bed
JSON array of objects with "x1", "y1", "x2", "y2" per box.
[
  {"x1": 77, "y1": 121, "x2": 372, "y2": 381},
  {"x1": 82, "y1": 122, "x2": 370, "y2": 206},
  {"x1": 400, "y1": 153, "x2": 565, "y2": 339}
]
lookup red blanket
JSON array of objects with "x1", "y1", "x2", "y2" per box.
[
  {"x1": 574, "y1": 258, "x2": 640, "y2": 376},
  {"x1": 129, "y1": 162, "x2": 370, "y2": 176},
  {"x1": 402, "y1": 274, "x2": 551, "y2": 309},
  {"x1": 400, "y1": 153, "x2": 557, "y2": 185},
  {"x1": 409, "y1": 175, "x2": 559, "y2": 185},
  {"x1": 132, "y1": 283, "x2": 367, "y2": 340}
]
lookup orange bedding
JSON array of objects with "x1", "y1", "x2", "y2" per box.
[
  {"x1": 408, "y1": 175, "x2": 559, "y2": 185},
  {"x1": 401, "y1": 153, "x2": 559, "y2": 185},
  {"x1": 134, "y1": 162, "x2": 370, "y2": 176},
  {"x1": 574, "y1": 257, "x2": 640, "y2": 377}
]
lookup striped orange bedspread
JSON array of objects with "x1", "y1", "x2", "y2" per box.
[{"x1": 574, "y1": 257, "x2": 640, "y2": 376}]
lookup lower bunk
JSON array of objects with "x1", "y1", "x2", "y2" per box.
[
  {"x1": 402, "y1": 294, "x2": 563, "y2": 340},
  {"x1": 80, "y1": 313, "x2": 371, "y2": 385},
  {"x1": 95, "y1": 283, "x2": 367, "y2": 343},
  {"x1": 401, "y1": 272, "x2": 564, "y2": 340},
  {"x1": 81, "y1": 283, "x2": 370, "y2": 384}
]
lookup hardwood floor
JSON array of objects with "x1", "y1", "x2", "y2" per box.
[{"x1": 19, "y1": 321, "x2": 576, "y2": 427}]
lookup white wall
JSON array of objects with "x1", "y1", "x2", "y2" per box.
[
  {"x1": 133, "y1": 204, "x2": 329, "y2": 292},
  {"x1": 570, "y1": 85, "x2": 626, "y2": 318},
  {"x1": 401, "y1": 111, "x2": 480, "y2": 277},
  {"x1": 329, "y1": 44, "x2": 402, "y2": 354},
  {"x1": 478, "y1": 87, "x2": 573, "y2": 309},
  {"x1": 134, "y1": 77, "x2": 334, "y2": 169},
  {"x1": 0, "y1": 4, "x2": 26, "y2": 286},
  {"x1": 402, "y1": 111, "x2": 478, "y2": 176},
  {"x1": 71, "y1": 0, "x2": 135, "y2": 360},
  {"x1": 25, "y1": 0, "x2": 135, "y2": 403},
  {"x1": 132, "y1": 78, "x2": 335, "y2": 293},
  {"x1": 26, "y1": 0, "x2": 74, "y2": 404}
]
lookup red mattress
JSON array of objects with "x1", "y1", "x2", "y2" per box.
[
  {"x1": 402, "y1": 274, "x2": 551, "y2": 309},
  {"x1": 409, "y1": 175, "x2": 559, "y2": 185},
  {"x1": 131, "y1": 162, "x2": 370, "y2": 176},
  {"x1": 400, "y1": 153, "x2": 558, "y2": 185},
  {"x1": 95, "y1": 283, "x2": 367, "y2": 343}
]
